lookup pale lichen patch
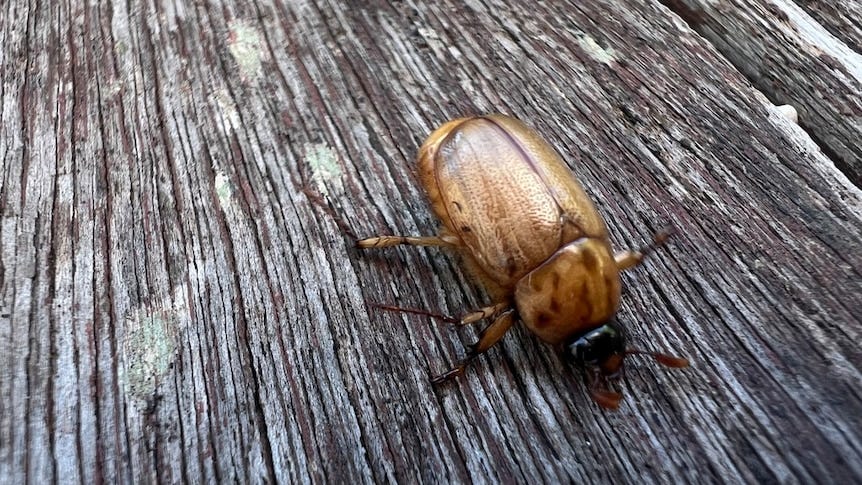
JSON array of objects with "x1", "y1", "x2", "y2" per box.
[
  {"x1": 215, "y1": 170, "x2": 233, "y2": 209},
  {"x1": 120, "y1": 312, "x2": 176, "y2": 404},
  {"x1": 228, "y1": 21, "x2": 264, "y2": 81},
  {"x1": 305, "y1": 143, "x2": 344, "y2": 198},
  {"x1": 120, "y1": 288, "x2": 190, "y2": 407},
  {"x1": 576, "y1": 33, "x2": 618, "y2": 65}
]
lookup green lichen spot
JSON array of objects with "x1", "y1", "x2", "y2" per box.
[
  {"x1": 305, "y1": 142, "x2": 344, "y2": 198},
  {"x1": 122, "y1": 314, "x2": 176, "y2": 402},
  {"x1": 215, "y1": 170, "x2": 232, "y2": 206},
  {"x1": 228, "y1": 21, "x2": 263, "y2": 80}
]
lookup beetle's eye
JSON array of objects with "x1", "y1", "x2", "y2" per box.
[{"x1": 564, "y1": 334, "x2": 596, "y2": 366}]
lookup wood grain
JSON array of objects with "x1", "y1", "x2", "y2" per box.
[
  {"x1": 794, "y1": 0, "x2": 862, "y2": 52},
  {"x1": 1, "y1": 0, "x2": 860, "y2": 483},
  {"x1": 659, "y1": 0, "x2": 862, "y2": 186}
]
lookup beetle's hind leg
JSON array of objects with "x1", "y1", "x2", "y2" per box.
[
  {"x1": 614, "y1": 228, "x2": 674, "y2": 271},
  {"x1": 356, "y1": 234, "x2": 460, "y2": 249},
  {"x1": 431, "y1": 309, "x2": 515, "y2": 384}
]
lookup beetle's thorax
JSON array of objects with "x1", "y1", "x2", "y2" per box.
[{"x1": 514, "y1": 238, "x2": 621, "y2": 345}]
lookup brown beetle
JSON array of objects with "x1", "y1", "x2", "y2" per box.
[{"x1": 358, "y1": 114, "x2": 687, "y2": 409}]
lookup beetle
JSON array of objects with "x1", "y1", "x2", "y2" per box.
[{"x1": 357, "y1": 114, "x2": 688, "y2": 409}]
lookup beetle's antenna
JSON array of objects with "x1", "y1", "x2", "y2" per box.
[
  {"x1": 371, "y1": 303, "x2": 460, "y2": 324},
  {"x1": 625, "y1": 348, "x2": 689, "y2": 368}
]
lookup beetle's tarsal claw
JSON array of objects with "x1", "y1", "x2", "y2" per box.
[
  {"x1": 652, "y1": 232, "x2": 671, "y2": 246},
  {"x1": 430, "y1": 367, "x2": 465, "y2": 384},
  {"x1": 654, "y1": 225, "x2": 677, "y2": 243},
  {"x1": 640, "y1": 227, "x2": 675, "y2": 257}
]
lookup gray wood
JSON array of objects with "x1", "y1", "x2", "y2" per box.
[
  {"x1": 794, "y1": 0, "x2": 862, "y2": 52},
  {"x1": 659, "y1": 0, "x2": 862, "y2": 185},
  {"x1": 1, "y1": 0, "x2": 860, "y2": 483}
]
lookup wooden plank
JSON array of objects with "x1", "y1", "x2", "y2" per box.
[
  {"x1": 1, "y1": 0, "x2": 860, "y2": 483},
  {"x1": 794, "y1": 0, "x2": 862, "y2": 52},
  {"x1": 659, "y1": 0, "x2": 862, "y2": 185}
]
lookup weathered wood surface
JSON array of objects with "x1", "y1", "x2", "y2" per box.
[
  {"x1": 660, "y1": 0, "x2": 862, "y2": 185},
  {"x1": 795, "y1": 0, "x2": 862, "y2": 51},
  {"x1": 1, "y1": 0, "x2": 860, "y2": 483}
]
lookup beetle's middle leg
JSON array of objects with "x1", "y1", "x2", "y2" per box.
[
  {"x1": 356, "y1": 234, "x2": 460, "y2": 249},
  {"x1": 431, "y1": 309, "x2": 515, "y2": 384},
  {"x1": 614, "y1": 228, "x2": 674, "y2": 271},
  {"x1": 371, "y1": 301, "x2": 508, "y2": 327},
  {"x1": 457, "y1": 302, "x2": 508, "y2": 326}
]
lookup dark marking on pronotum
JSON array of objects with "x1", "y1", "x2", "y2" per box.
[
  {"x1": 581, "y1": 247, "x2": 597, "y2": 272},
  {"x1": 536, "y1": 313, "x2": 551, "y2": 328},
  {"x1": 549, "y1": 271, "x2": 561, "y2": 289}
]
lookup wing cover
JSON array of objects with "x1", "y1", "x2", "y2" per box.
[{"x1": 423, "y1": 116, "x2": 607, "y2": 288}]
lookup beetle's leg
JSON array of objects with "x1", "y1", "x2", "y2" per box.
[
  {"x1": 614, "y1": 251, "x2": 643, "y2": 271},
  {"x1": 356, "y1": 234, "x2": 459, "y2": 249},
  {"x1": 580, "y1": 365, "x2": 623, "y2": 410},
  {"x1": 371, "y1": 303, "x2": 460, "y2": 323},
  {"x1": 614, "y1": 228, "x2": 674, "y2": 271},
  {"x1": 457, "y1": 302, "x2": 509, "y2": 326},
  {"x1": 372, "y1": 301, "x2": 508, "y2": 328},
  {"x1": 431, "y1": 309, "x2": 515, "y2": 384}
]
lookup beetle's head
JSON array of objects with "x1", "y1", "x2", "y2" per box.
[
  {"x1": 563, "y1": 320, "x2": 627, "y2": 409},
  {"x1": 563, "y1": 319, "x2": 689, "y2": 410}
]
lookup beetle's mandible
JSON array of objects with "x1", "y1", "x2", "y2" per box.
[{"x1": 357, "y1": 114, "x2": 688, "y2": 409}]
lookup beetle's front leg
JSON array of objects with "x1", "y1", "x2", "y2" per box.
[
  {"x1": 614, "y1": 228, "x2": 674, "y2": 271},
  {"x1": 431, "y1": 309, "x2": 515, "y2": 384},
  {"x1": 614, "y1": 250, "x2": 646, "y2": 271},
  {"x1": 356, "y1": 234, "x2": 460, "y2": 249}
]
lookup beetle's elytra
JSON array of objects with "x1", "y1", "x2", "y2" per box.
[{"x1": 357, "y1": 114, "x2": 688, "y2": 409}]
